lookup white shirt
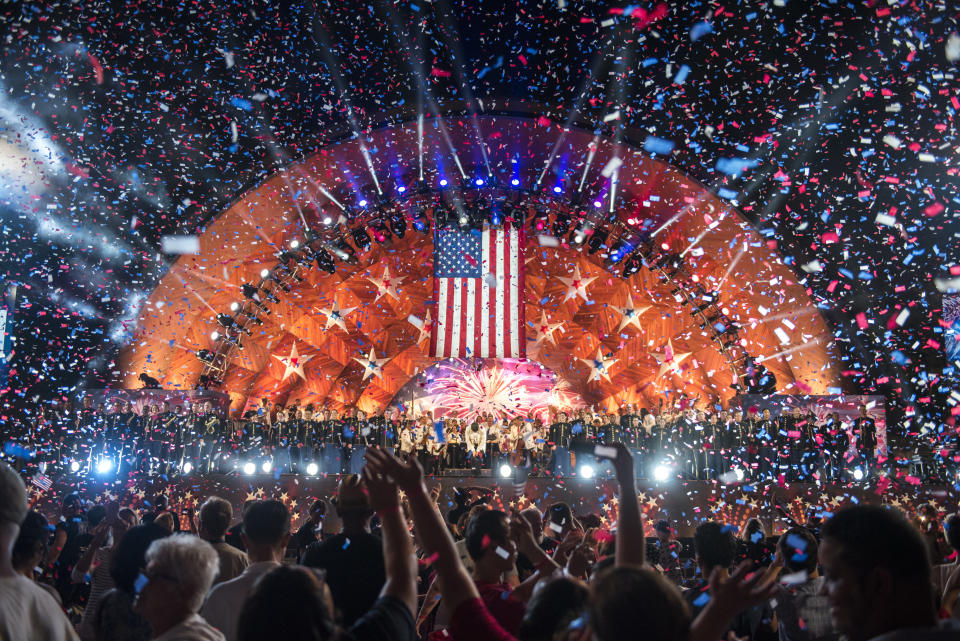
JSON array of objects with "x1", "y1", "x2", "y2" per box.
[
  {"x1": 153, "y1": 613, "x2": 224, "y2": 641},
  {"x1": 201, "y1": 561, "x2": 280, "y2": 641},
  {"x1": 399, "y1": 428, "x2": 415, "y2": 453},
  {"x1": 0, "y1": 575, "x2": 78, "y2": 641},
  {"x1": 465, "y1": 428, "x2": 486, "y2": 455}
]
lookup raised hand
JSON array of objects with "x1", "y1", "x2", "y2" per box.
[
  {"x1": 364, "y1": 447, "x2": 424, "y2": 493},
  {"x1": 607, "y1": 442, "x2": 635, "y2": 489},
  {"x1": 708, "y1": 561, "x2": 779, "y2": 616},
  {"x1": 508, "y1": 511, "x2": 539, "y2": 558},
  {"x1": 361, "y1": 454, "x2": 400, "y2": 514}
]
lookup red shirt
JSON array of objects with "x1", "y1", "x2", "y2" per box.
[
  {"x1": 474, "y1": 581, "x2": 526, "y2": 636},
  {"x1": 448, "y1": 597, "x2": 516, "y2": 641}
]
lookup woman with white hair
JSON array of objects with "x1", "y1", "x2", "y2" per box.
[{"x1": 134, "y1": 533, "x2": 224, "y2": 641}]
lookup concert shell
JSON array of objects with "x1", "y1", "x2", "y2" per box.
[{"x1": 115, "y1": 115, "x2": 843, "y2": 416}]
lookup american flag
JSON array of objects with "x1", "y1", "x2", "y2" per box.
[
  {"x1": 431, "y1": 225, "x2": 525, "y2": 358},
  {"x1": 31, "y1": 474, "x2": 52, "y2": 492}
]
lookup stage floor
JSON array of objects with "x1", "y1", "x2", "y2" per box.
[{"x1": 26, "y1": 470, "x2": 958, "y2": 537}]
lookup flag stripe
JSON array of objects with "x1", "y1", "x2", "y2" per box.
[
  {"x1": 510, "y1": 229, "x2": 519, "y2": 357},
  {"x1": 494, "y1": 229, "x2": 506, "y2": 358},
  {"x1": 435, "y1": 273, "x2": 446, "y2": 356},
  {"x1": 480, "y1": 229, "x2": 491, "y2": 357},
  {"x1": 450, "y1": 279, "x2": 461, "y2": 358}
]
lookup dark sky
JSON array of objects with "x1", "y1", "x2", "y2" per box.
[{"x1": 0, "y1": 0, "x2": 957, "y2": 443}]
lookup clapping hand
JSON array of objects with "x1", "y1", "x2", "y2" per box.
[
  {"x1": 707, "y1": 561, "x2": 779, "y2": 617},
  {"x1": 364, "y1": 447, "x2": 425, "y2": 494},
  {"x1": 361, "y1": 449, "x2": 402, "y2": 513}
]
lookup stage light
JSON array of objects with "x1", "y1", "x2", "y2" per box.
[
  {"x1": 587, "y1": 228, "x2": 608, "y2": 254},
  {"x1": 622, "y1": 254, "x2": 642, "y2": 277},
  {"x1": 458, "y1": 214, "x2": 469, "y2": 227},
  {"x1": 261, "y1": 461, "x2": 272, "y2": 473},
  {"x1": 230, "y1": 301, "x2": 240, "y2": 312},
  {"x1": 331, "y1": 238, "x2": 357, "y2": 262},
  {"x1": 653, "y1": 464, "x2": 670, "y2": 482},
  {"x1": 553, "y1": 185, "x2": 562, "y2": 193},
  {"x1": 97, "y1": 459, "x2": 113, "y2": 475},
  {"x1": 511, "y1": 178, "x2": 520, "y2": 186},
  {"x1": 359, "y1": 199, "x2": 368, "y2": 207},
  {"x1": 351, "y1": 227, "x2": 371, "y2": 248},
  {"x1": 721, "y1": 307, "x2": 730, "y2": 316},
  {"x1": 243, "y1": 462, "x2": 256, "y2": 475},
  {"x1": 372, "y1": 222, "x2": 390, "y2": 244},
  {"x1": 853, "y1": 468, "x2": 864, "y2": 481},
  {"x1": 210, "y1": 331, "x2": 220, "y2": 341},
  {"x1": 315, "y1": 249, "x2": 336, "y2": 274},
  {"x1": 389, "y1": 215, "x2": 406, "y2": 238},
  {"x1": 197, "y1": 349, "x2": 216, "y2": 364},
  {"x1": 322, "y1": 214, "x2": 334, "y2": 225},
  {"x1": 289, "y1": 239, "x2": 300, "y2": 250},
  {"x1": 579, "y1": 465, "x2": 595, "y2": 479},
  {"x1": 182, "y1": 462, "x2": 193, "y2": 474},
  {"x1": 475, "y1": 178, "x2": 485, "y2": 187},
  {"x1": 439, "y1": 178, "x2": 448, "y2": 187},
  {"x1": 593, "y1": 200, "x2": 602, "y2": 208},
  {"x1": 260, "y1": 268, "x2": 270, "y2": 278},
  {"x1": 69, "y1": 460, "x2": 80, "y2": 473},
  {"x1": 397, "y1": 186, "x2": 406, "y2": 193},
  {"x1": 608, "y1": 240, "x2": 629, "y2": 263},
  {"x1": 499, "y1": 463, "x2": 512, "y2": 478},
  {"x1": 553, "y1": 213, "x2": 571, "y2": 237},
  {"x1": 734, "y1": 467, "x2": 745, "y2": 481},
  {"x1": 306, "y1": 462, "x2": 319, "y2": 476}
]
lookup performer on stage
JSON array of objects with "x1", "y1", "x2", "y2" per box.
[
  {"x1": 854, "y1": 404, "x2": 878, "y2": 476},
  {"x1": 736, "y1": 409, "x2": 757, "y2": 478},
  {"x1": 756, "y1": 408, "x2": 776, "y2": 479},
  {"x1": 548, "y1": 410, "x2": 571, "y2": 476},
  {"x1": 826, "y1": 411, "x2": 849, "y2": 481},
  {"x1": 798, "y1": 408, "x2": 821, "y2": 482},
  {"x1": 200, "y1": 400, "x2": 222, "y2": 473},
  {"x1": 398, "y1": 418, "x2": 416, "y2": 457},
  {"x1": 464, "y1": 421, "x2": 486, "y2": 474},
  {"x1": 444, "y1": 419, "x2": 463, "y2": 469}
]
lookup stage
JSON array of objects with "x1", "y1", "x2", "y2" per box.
[{"x1": 26, "y1": 470, "x2": 958, "y2": 538}]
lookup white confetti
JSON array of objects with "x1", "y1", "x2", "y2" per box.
[
  {"x1": 875, "y1": 213, "x2": 897, "y2": 227},
  {"x1": 161, "y1": 235, "x2": 200, "y2": 255},
  {"x1": 600, "y1": 156, "x2": 622, "y2": 178}
]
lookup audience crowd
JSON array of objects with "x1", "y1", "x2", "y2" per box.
[{"x1": 2, "y1": 442, "x2": 960, "y2": 641}]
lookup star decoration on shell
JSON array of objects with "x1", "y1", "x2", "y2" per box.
[
  {"x1": 271, "y1": 342, "x2": 312, "y2": 382},
  {"x1": 317, "y1": 301, "x2": 356, "y2": 332},
  {"x1": 533, "y1": 310, "x2": 564, "y2": 346},
  {"x1": 558, "y1": 265, "x2": 597, "y2": 302},
  {"x1": 580, "y1": 348, "x2": 618, "y2": 383},
  {"x1": 353, "y1": 347, "x2": 391, "y2": 381},
  {"x1": 367, "y1": 265, "x2": 405, "y2": 302},
  {"x1": 615, "y1": 295, "x2": 651, "y2": 332}
]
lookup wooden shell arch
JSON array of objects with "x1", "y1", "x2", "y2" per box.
[{"x1": 116, "y1": 115, "x2": 842, "y2": 415}]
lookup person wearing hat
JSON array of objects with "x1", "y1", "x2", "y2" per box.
[
  {"x1": 301, "y1": 474, "x2": 386, "y2": 626},
  {"x1": 0, "y1": 461, "x2": 79, "y2": 640}
]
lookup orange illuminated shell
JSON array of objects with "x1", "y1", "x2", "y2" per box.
[{"x1": 115, "y1": 115, "x2": 841, "y2": 416}]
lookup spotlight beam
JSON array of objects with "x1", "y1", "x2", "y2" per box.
[{"x1": 577, "y1": 136, "x2": 599, "y2": 193}]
